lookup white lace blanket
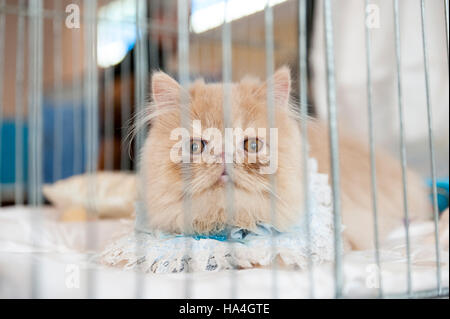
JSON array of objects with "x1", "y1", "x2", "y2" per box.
[{"x1": 100, "y1": 159, "x2": 337, "y2": 273}]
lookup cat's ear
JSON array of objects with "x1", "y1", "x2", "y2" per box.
[
  {"x1": 257, "y1": 66, "x2": 291, "y2": 107},
  {"x1": 151, "y1": 71, "x2": 182, "y2": 106}
]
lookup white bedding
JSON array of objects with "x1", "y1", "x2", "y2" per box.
[{"x1": 0, "y1": 206, "x2": 448, "y2": 298}]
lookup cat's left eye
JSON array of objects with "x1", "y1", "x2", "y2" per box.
[
  {"x1": 190, "y1": 139, "x2": 206, "y2": 155},
  {"x1": 244, "y1": 138, "x2": 263, "y2": 153}
]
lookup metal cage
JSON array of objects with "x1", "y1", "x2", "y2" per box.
[{"x1": 0, "y1": 0, "x2": 448, "y2": 299}]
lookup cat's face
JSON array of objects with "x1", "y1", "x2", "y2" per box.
[{"x1": 140, "y1": 67, "x2": 304, "y2": 234}]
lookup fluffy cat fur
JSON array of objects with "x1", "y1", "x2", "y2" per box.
[{"x1": 139, "y1": 66, "x2": 432, "y2": 250}]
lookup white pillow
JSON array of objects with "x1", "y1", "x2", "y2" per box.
[{"x1": 43, "y1": 172, "x2": 136, "y2": 219}]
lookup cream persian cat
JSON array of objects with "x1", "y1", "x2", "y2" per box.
[{"x1": 139, "y1": 66, "x2": 431, "y2": 250}]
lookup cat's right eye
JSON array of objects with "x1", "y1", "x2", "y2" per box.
[
  {"x1": 190, "y1": 139, "x2": 206, "y2": 155},
  {"x1": 244, "y1": 138, "x2": 263, "y2": 153}
]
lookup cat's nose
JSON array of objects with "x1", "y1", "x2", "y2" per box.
[{"x1": 220, "y1": 165, "x2": 230, "y2": 183}]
